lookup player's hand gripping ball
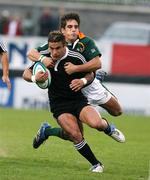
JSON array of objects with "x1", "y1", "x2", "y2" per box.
[{"x1": 33, "y1": 62, "x2": 51, "y2": 89}]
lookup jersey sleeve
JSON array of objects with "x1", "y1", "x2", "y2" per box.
[
  {"x1": 0, "y1": 41, "x2": 7, "y2": 53},
  {"x1": 81, "y1": 37, "x2": 101, "y2": 61},
  {"x1": 36, "y1": 43, "x2": 49, "y2": 55}
]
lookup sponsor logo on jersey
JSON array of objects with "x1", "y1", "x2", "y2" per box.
[{"x1": 91, "y1": 48, "x2": 96, "y2": 53}]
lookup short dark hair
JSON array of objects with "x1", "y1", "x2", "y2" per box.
[
  {"x1": 60, "y1": 12, "x2": 80, "y2": 29},
  {"x1": 48, "y1": 31, "x2": 66, "y2": 45}
]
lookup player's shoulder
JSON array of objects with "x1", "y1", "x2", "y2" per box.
[
  {"x1": 68, "y1": 48, "x2": 83, "y2": 57},
  {"x1": 68, "y1": 49, "x2": 87, "y2": 62},
  {"x1": 79, "y1": 32, "x2": 94, "y2": 44}
]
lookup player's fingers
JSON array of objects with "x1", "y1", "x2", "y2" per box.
[
  {"x1": 37, "y1": 71, "x2": 44, "y2": 75},
  {"x1": 71, "y1": 86, "x2": 80, "y2": 92},
  {"x1": 6, "y1": 81, "x2": 11, "y2": 90},
  {"x1": 70, "y1": 82, "x2": 81, "y2": 91},
  {"x1": 64, "y1": 62, "x2": 70, "y2": 67},
  {"x1": 3, "y1": 77, "x2": 11, "y2": 90},
  {"x1": 42, "y1": 72, "x2": 48, "y2": 80}
]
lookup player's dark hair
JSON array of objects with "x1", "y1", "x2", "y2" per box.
[
  {"x1": 60, "y1": 12, "x2": 80, "y2": 29},
  {"x1": 48, "y1": 31, "x2": 66, "y2": 45}
]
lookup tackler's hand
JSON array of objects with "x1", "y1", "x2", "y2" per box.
[
  {"x1": 70, "y1": 79, "x2": 85, "y2": 92},
  {"x1": 64, "y1": 62, "x2": 77, "y2": 75},
  {"x1": 42, "y1": 57, "x2": 55, "y2": 68}
]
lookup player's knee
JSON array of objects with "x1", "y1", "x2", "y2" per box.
[
  {"x1": 70, "y1": 130, "x2": 83, "y2": 143},
  {"x1": 88, "y1": 120, "x2": 102, "y2": 129},
  {"x1": 111, "y1": 108, "x2": 123, "y2": 116}
]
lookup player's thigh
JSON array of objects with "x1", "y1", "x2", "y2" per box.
[
  {"x1": 79, "y1": 105, "x2": 102, "y2": 128},
  {"x1": 57, "y1": 113, "x2": 82, "y2": 139},
  {"x1": 101, "y1": 96, "x2": 122, "y2": 116}
]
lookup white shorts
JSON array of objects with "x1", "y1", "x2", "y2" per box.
[{"x1": 81, "y1": 78, "x2": 112, "y2": 105}]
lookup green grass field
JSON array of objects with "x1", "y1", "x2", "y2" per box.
[{"x1": 0, "y1": 108, "x2": 150, "y2": 180}]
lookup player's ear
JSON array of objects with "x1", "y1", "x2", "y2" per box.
[{"x1": 61, "y1": 28, "x2": 65, "y2": 34}]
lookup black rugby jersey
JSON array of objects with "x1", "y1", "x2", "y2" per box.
[{"x1": 48, "y1": 47, "x2": 88, "y2": 101}]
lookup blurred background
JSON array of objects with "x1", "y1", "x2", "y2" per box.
[{"x1": 0, "y1": 0, "x2": 150, "y2": 116}]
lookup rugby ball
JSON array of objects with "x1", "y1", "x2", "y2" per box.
[{"x1": 33, "y1": 62, "x2": 51, "y2": 89}]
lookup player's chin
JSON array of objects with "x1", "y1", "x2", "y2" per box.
[{"x1": 71, "y1": 35, "x2": 78, "y2": 41}]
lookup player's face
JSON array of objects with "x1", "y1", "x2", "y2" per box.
[
  {"x1": 48, "y1": 41, "x2": 66, "y2": 61},
  {"x1": 61, "y1": 20, "x2": 79, "y2": 43}
]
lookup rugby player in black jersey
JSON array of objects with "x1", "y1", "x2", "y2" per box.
[{"x1": 23, "y1": 31, "x2": 125, "y2": 173}]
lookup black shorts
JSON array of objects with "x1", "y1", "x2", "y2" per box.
[{"x1": 50, "y1": 97, "x2": 89, "y2": 119}]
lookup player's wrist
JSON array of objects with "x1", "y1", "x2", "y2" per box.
[
  {"x1": 31, "y1": 75, "x2": 36, "y2": 83},
  {"x1": 80, "y1": 78, "x2": 87, "y2": 85},
  {"x1": 38, "y1": 55, "x2": 46, "y2": 63},
  {"x1": 75, "y1": 65, "x2": 80, "y2": 72}
]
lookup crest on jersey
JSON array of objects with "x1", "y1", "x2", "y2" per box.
[{"x1": 77, "y1": 42, "x2": 85, "y2": 53}]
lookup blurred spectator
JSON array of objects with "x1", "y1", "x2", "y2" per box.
[
  {"x1": 0, "y1": 10, "x2": 10, "y2": 34},
  {"x1": 6, "y1": 14, "x2": 22, "y2": 36},
  {"x1": 22, "y1": 11, "x2": 34, "y2": 36},
  {"x1": 39, "y1": 8, "x2": 59, "y2": 36}
]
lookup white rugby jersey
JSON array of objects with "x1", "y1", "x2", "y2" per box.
[{"x1": 0, "y1": 41, "x2": 7, "y2": 53}]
